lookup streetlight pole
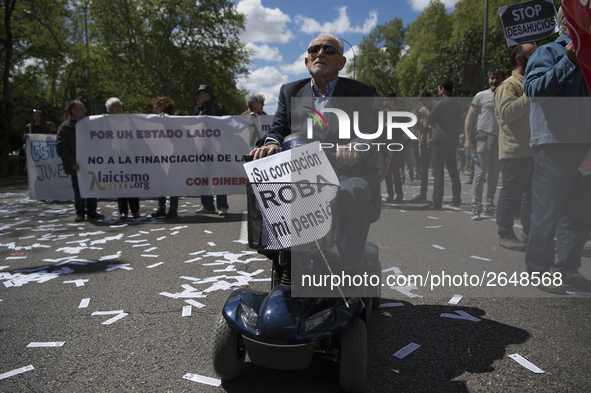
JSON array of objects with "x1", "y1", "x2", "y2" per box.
[
  {"x1": 481, "y1": 0, "x2": 489, "y2": 91},
  {"x1": 84, "y1": 1, "x2": 93, "y2": 115},
  {"x1": 339, "y1": 38, "x2": 356, "y2": 80}
]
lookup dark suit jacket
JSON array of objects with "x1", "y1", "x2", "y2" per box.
[{"x1": 262, "y1": 77, "x2": 379, "y2": 188}]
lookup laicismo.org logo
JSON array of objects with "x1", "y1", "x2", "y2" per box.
[{"x1": 88, "y1": 171, "x2": 150, "y2": 191}]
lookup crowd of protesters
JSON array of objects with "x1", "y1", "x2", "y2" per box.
[{"x1": 24, "y1": 9, "x2": 591, "y2": 294}]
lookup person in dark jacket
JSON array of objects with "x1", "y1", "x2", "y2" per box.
[
  {"x1": 420, "y1": 78, "x2": 463, "y2": 210},
  {"x1": 56, "y1": 100, "x2": 104, "y2": 222},
  {"x1": 194, "y1": 84, "x2": 231, "y2": 215}
]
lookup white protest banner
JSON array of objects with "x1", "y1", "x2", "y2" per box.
[
  {"x1": 243, "y1": 142, "x2": 339, "y2": 248},
  {"x1": 499, "y1": 0, "x2": 557, "y2": 46},
  {"x1": 75, "y1": 114, "x2": 272, "y2": 198},
  {"x1": 26, "y1": 134, "x2": 75, "y2": 201}
]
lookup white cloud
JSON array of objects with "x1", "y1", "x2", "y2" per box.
[
  {"x1": 237, "y1": 0, "x2": 294, "y2": 44},
  {"x1": 238, "y1": 66, "x2": 289, "y2": 90},
  {"x1": 408, "y1": 0, "x2": 460, "y2": 12},
  {"x1": 341, "y1": 45, "x2": 359, "y2": 78},
  {"x1": 245, "y1": 43, "x2": 283, "y2": 62},
  {"x1": 296, "y1": 7, "x2": 378, "y2": 35},
  {"x1": 280, "y1": 51, "x2": 308, "y2": 76}
]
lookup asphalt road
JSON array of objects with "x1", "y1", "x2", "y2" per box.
[{"x1": 1, "y1": 175, "x2": 590, "y2": 392}]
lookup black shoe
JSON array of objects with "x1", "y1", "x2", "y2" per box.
[
  {"x1": 165, "y1": 209, "x2": 178, "y2": 218},
  {"x1": 531, "y1": 271, "x2": 566, "y2": 294},
  {"x1": 88, "y1": 213, "x2": 105, "y2": 220},
  {"x1": 151, "y1": 208, "x2": 166, "y2": 218},
  {"x1": 464, "y1": 180, "x2": 473, "y2": 185},
  {"x1": 393, "y1": 196, "x2": 404, "y2": 204},
  {"x1": 563, "y1": 272, "x2": 591, "y2": 292},
  {"x1": 385, "y1": 195, "x2": 394, "y2": 203},
  {"x1": 499, "y1": 233, "x2": 526, "y2": 251},
  {"x1": 75, "y1": 215, "x2": 84, "y2": 222},
  {"x1": 409, "y1": 195, "x2": 427, "y2": 203},
  {"x1": 420, "y1": 203, "x2": 442, "y2": 210}
]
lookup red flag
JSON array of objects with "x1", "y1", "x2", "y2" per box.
[{"x1": 562, "y1": 0, "x2": 591, "y2": 92}]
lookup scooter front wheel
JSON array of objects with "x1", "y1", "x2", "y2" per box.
[
  {"x1": 339, "y1": 318, "x2": 368, "y2": 392},
  {"x1": 211, "y1": 313, "x2": 246, "y2": 380}
]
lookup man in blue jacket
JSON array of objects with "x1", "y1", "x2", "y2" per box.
[{"x1": 523, "y1": 7, "x2": 591, "y2": 294}]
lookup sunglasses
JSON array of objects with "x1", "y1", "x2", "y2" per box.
[{"x1": 307, "y1": 44, "x2": 340, "y2": 56}]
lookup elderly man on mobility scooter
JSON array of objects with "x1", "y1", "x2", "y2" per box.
[{"x1": 211, "y1": 33, "x2": 382, "y2": 392}]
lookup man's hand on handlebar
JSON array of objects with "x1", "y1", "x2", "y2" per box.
[{"x1": 250, "y1": 144, "x2": 279, "y2": 160}]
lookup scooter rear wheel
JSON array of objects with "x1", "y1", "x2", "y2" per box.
[
  {"x1": 339, "y1": 318, "x2": 367, "y2": 392},
  {"x1": 211, "y1": 313, "x2": 245, "y2": 380}
]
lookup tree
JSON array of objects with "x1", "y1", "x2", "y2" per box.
[
  {"x1": 1, "y1": 0, "x2": 70, "y2": 176},
  {"x1": 350, "y1": 18, "x2": 405, "y2": 95},
  {"x1": 395, "y1": 0, "x2": 452, "y2": 97},
  {"x1": 87, "y1": 0, "x2": 250, "y2": 114}
]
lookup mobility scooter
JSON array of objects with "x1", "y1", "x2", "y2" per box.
[{"x1": 211, "y1": 136, "x2": 382, "y2": 392}]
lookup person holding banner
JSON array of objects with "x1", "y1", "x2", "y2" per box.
[
  {"x1": 56, "y1": 100, "x2": 105, "y2": 222},
  {"x1": 242, "y1": 93, "x2": 267, "y2": 116},
  {"x1": 106, "y1": 97, "x2": 140, "y2": 220},
  {"x1": 150, "y1": 96, "x2": 180, "y2": 219},
  {"x1": 21, "y1": 109, "x2": 50, "y2": 173},
  {"x1": 250, "y1": 33, "x2": 380, "y2": 276},
  {"x1": 194, "y1": 84, "x2": 231, "y2": 216},
  {"x1": 523, "y1": 7, "x2": 591, "y2": 294}
]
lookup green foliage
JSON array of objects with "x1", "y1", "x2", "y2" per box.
[
  {"x1": 1, "y1": 0, "x2": 250, "y2": 164},
  {"x1": 358, "y1": 0, "x2": 562, "y2": 97},
  {"x1": 350, "y1": 18, "x2": 405, "y2": 95}
]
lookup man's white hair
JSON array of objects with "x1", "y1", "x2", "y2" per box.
[
  {"x1": 105, "y1": 97, "x2": 122, "y2": 111},
  {"x1": 309, "y1": 33, "x2": 345, "y2": 56}
]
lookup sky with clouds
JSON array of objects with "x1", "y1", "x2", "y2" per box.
[{"x1": 232, "y1": 0, "x2": 460, "y2": 114}]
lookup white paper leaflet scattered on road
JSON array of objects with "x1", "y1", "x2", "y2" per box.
[
  {"x1": 182, "y1": 305, "x2": 192, "y2": 317},
  {"x1": 26, "y1": 342, "x2": 65, "y2": 348},
  {"x1": 381, "y1": 312, "x2": 392, "y2": 317},
  {"x1": 208, "y1": 242, "x2": 216, "y2": 247},
  {"x1": 440, "y1": 310, "x2": 481, "y2": 322},
  {"x1": 106, "y1": 264, "x2": 133, "y2": 271},
  {"x1": 190, "y1": 250, "x2": 206, "y2": 255},
  {"x1": 378, "y1": 303, "x2": 404, "y2": 308},
  {"x1": 393, "y1": 343, "x2": 421, "y2": 359},
  {"x1": 470, "y1": 255, "x2": 491, "y2": 261},
  {"x1": 185, "y1": 299, "x2": 206, "y2": 308},
  {"x1": 184, "y1": 257, "x2": 202, "y2": 264},
  {"x1": 156, "y1": 236, "x2": 166, "y2": 241},
  {"x1": 92, "y1": 310, "x2": 124, "y2": 315},
  {"x1": 432, "y1": 245, "x2": 445, "y2": 250},
  {"x1": 63, "y1": 279, "x2": 89, "y2": 287},
  {"x1": 91, "y1": 310, "x2": 128, "y2": 325},
  {"x1": 204, "y1": 230, "x2": 212, "y2": 234},
  {"x1": 147, "y1": 262, "x2": 165, "y2": 268},
  {"x1": 79, "y1": 298, "x2": 90, "y2": 308},
  {"x1": 391, "y1": 285, "x2": 423, "y2": 298},
  {"x1": 182, "y1": 373, "x2": 221, "y2": 387},
  {"x1": 213, "y1": 265, "x2": 236, "y2": 272},
  {"x1": 448, "y1": 294, "x2": 463, "y2": 305},
  {"x1": 426, "y1": 225, "x2": 442, "y2": 228},
  {"x1": 427, "y1": 216, "x2": 439, "y2": 220},
  {"x1": 141, "y1": 254, "x2": 158, "y2": 258},
  {"x1": 0, "y1": 365, "x2": 35, "y2": 380},
  {"x1": 509, "y1": 354, "x2": 545, "y2": 373},
  {"x1": 382, "y1": 266, "x2": 402, "y2": 275}
]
